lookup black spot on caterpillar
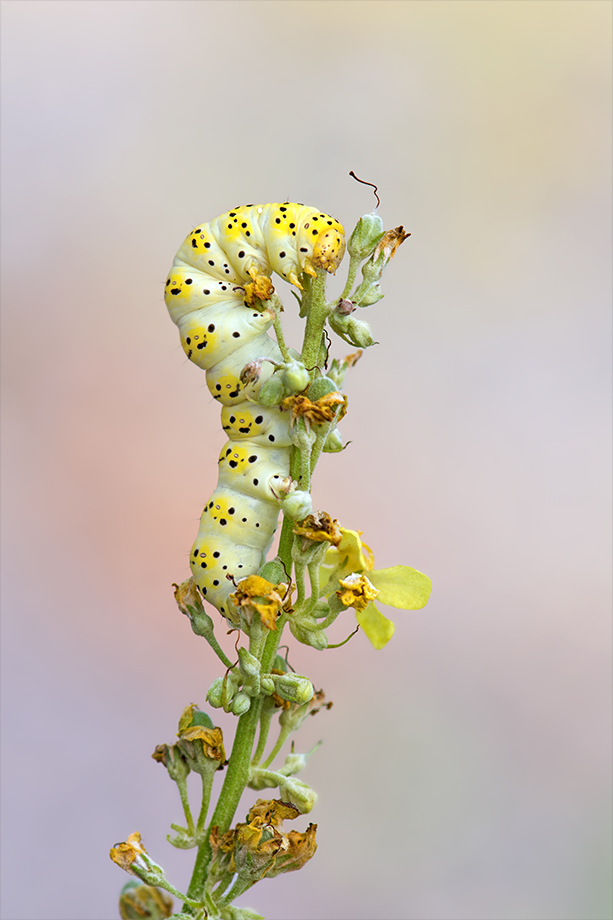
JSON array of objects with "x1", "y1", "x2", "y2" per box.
[{"x1": 165, "y1": 203, "x2": 345, "y2": 621}]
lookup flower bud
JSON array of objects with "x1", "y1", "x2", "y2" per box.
[
  {"x1": 207, "y1": 673, "x2": 240, "y2": 709},
  {"x1": 272, "y1": 653, "x2": 289, "y2": 672},
  {"x1": 272, "y1": 673, "x2": 314, "y2": 705},
  {"x1": 282, "y1": 361, "x2": 311, "y2": 393},
  {"x1": 278, "y1": 776, "x2": 318, "y2": 814},
  {"x1": 289, "y1": 620, "x2": 329, "y2": 650},
  {"x1": 328, "y1": 310, "x2": 375, "y2": 348},
  {"x1": 238, "y1": 647, "x2": 261, "y2": 696},
  {"x1": 347, "y1": 213, "x2": 385, "y2": 260},
  {"x1": 119, "y1": 881, "x2": 174, "y2": 920},
  {"x1": 323, "y1": 428, "x2": 343, "y2": 453},
  {"x1": 258, "y1": 374, "x2": 286, "y2": 407},
  {"x1": 259, "y1": 558, "x2": 288, "y2": 585},
  {"x1": 177, "y1": 703, "x2": 214, "y2": 733},
  {"x1": 307, "y1": 376, "x2": 338, "y2": 401},
  {"x1": 281, "y1": 752, "x2": 309, "y2": 776},
  {"x1": 260, "y1": 676, "x2": 275, "y2": 695},
  {"x1": 355, "y1": 283, "x2": 384, "y2": 307},
  {"x1": 280, "y1": 490, "x2": 312, "y2": 521},
  {"x1": 231, "y1": 691, "x2": 252, "y2": 716}
]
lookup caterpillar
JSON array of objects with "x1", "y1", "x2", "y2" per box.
[{"x1": 165, "y1": 203, "x2": 345, "y2": 622}]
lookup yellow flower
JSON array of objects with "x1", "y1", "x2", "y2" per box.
[
  {"x1": 321, "y1": 528, "x2": 431, "y2": 650},
  {"x1": 110, "y1": 832, "x2": 148, "y2": 875},
  {"x1": 336, "y1": 573, "x2": 379, "y2": 611},
  {"x1": 229, "y1": 575, "x2": 289, "y2": 630},
  {"x1": 293, "y1": 511, "x2": 342, "y2": 547}
]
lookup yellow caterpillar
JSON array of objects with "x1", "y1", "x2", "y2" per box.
[{"x1": 165, "y1": 203, "x2": 345, "y2": 621}]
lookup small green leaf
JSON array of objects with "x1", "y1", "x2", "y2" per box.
[
  {"x1": 369, "y1": 566, "x2": 432, "y2": 610},
  {"x1": 355, "y1": 602, "x2": 395, "y2": 649}
]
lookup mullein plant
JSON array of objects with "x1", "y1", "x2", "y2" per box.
[{"x1": 110, "y1": 199, "x2": 432, "y2": 920}]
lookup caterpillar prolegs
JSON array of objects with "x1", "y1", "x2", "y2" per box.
[{"x1": 165, "y1": 203, "x2": 345, "y2": 621}]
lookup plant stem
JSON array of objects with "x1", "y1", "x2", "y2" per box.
[
  {"x1": 185, "y1": 699, "x2": 262, "y2": 904},
  {"x1": 272, "y1": 305, "x2": 291, "y2": 363},
  {"x1": 301, "y1": 270, "x2": 330, "y2": 370},
  {"x1": 261, "y1": 723, "x2": 293, "y2": 770},
  {"x1": 177, "y1": 777, "x2": 196, "y2": 835},
  {"x1": 339, "y1": 254, "x2": 361, "y2": 301},
  {"x1": 195, "y1": 771, "x2": 214, "y2": 833},
  {"x1": 184, "y1": 265, "x2": 332, "y2": 912},
  {"x1": 251, "y1": 704, "x2": 274, "y2": 766}
]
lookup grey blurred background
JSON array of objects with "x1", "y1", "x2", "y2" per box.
[{"x1": 1, "y1": 2, "x2": 611, "y2": 919}]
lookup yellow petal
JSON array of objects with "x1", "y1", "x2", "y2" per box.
[
  {"x1": 368, "y1": 566, "x2": 432, "y2": 610},
  {"x1": 355, "y1": 602, "x2": 395, "y2": 650}
]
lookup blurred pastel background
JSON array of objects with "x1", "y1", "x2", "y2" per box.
[{"x1": 1, "y1": 2, "x2": 611, "y2": 919}]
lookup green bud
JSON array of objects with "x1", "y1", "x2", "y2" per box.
[
  {"x1": 348, "y1": 213, "x2": 385, "y2": 260},
  {"x1": 278, "y1": 776, "x2": 318, "y2": 814},
  {"x1": 258, "y1": 374, "x2": 285, "y2": 407},
  {"x1": 258, "y1": 557, "x2": 287, "y2": 584},
  {"x1": 231, "y1": 691, "x2": 252, "y2": 716},
  {"x1": 221, "y1": 907, "x2": 265, "y2": 920},
  {"x1": 280, "y1": 490, "x2": 312, "y2": 521},
  {"x1": 307, "y1": 375, "x2": 338, "y2": 401},
  {"x1": 206, "y1": 678, "x2": 224, "y2": 709},
  {"x1": 206, "y1": 673, "x2": 240, "y2": 709},
  {"x1": 260, "y1": 676, "x2": 275, "y2": 695},
  {"x1": 189, "y1": 710, "x2": 214, "y2": 730},
  {"x1": 355, "y1": 283, "x2": 384, "y2": 307},
  {"x1": 272, "y1": 653, "x2": 289, "y2": 673},
  {"x1": 238, "y1": 647, "x2": 261, "y2": 696},
  {"x1": 119, "y1": 880, "x2": 174, "y2": 920},
  {"x1": 272, "y1": 673, "x2": 314, "y2": 704},
  {"x1": 282, "y1": 361, "x2": 310, "y2": 393},
  {"x1": 289, "y1": 618, "x2": 329, "y2": 650},
  {"x1": 328, "y1": 310, "x2": 375, "y2": 348},
  {"x1": 323, "y1": 428, "x2": 343, "y2": 452},
  {"x1": 280, "y1": 752, "x2": 309, "y2": 776}
]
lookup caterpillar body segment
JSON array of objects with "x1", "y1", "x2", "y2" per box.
[{"x1": 165, "y1": 203, "x2": 345, "y2": 621}]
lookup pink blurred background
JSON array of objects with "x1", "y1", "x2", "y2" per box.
[{"x1": 1, "y1": 2, "x2": 611, "y2": 919}]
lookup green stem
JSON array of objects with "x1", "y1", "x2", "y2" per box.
[
  {"x1": 184, "y1": 264, "x2": 334, "y2": 912},
  {"x1": 251, "y1": 704, "x2": 274, "y2": 766},
  {"x1": 294, "y1": 562, "x2": 307, "y2": 607},
  {"x1": 261, "y1": 612, "x2": 289, "y2": 674},
  {"x1": 203, "y1": 634, "x2": 234, "y2": 670},
  {"x1": 261, "y1": 722, "x2": 293, "y2": 769},
  {"x1": 195, "y1": 771, "x2": 214, "y2": 833},
  {"x1": 301, "y1": 270, "x2": 330, "y2": 370},
  {"x1": 176, "y1": 777, "x2": 196, "y2": 835},
  {"x1": 185, "y1": 699, "x2": 262, "y2": 904},
  {"x1": 217, "y1": 875, "x2": 256, "y2": 908},
  {"x1": 340, "y1": 254, "x2": 361, "y2": 301},
  {"x1": 272, "y1": 305, "x2": 291, "y2": 362}
]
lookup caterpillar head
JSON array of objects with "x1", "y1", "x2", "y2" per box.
[{"x1": 312, "y1": 223, "x2": 346, "y2": 273}]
